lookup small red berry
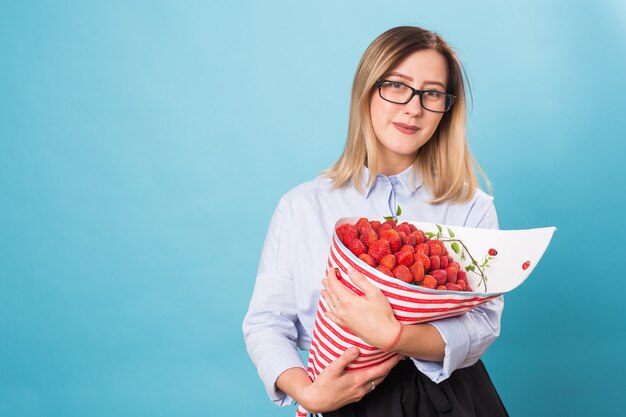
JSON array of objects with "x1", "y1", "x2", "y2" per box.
[
  {"x1": 429, "y1": 255, "x2": 440, "y2": 271},
  {"x1": 379, "y1": 254, "x2": 397, "y2": 271},
  {"x1": 422, "y1": 275, "x2": 437, "y2": 288},
  {"x1": 375, "y1": 265, "x2": 394, "y2": 277},
  {"x1": 393, "y1": 265, "x2": 413, "y2": 283},
  {"x1": 522, "y1": 261, "x2": 531, "y2": 270},
  {"x1": 348, "y1": 239, "x2": 367, "y2": 256},
  {"x1": 395, "y1": 250, "x2": 414, "y2": 268},
  {"x1": 431, "y1": 269, "x2": 448, "y2": 285},
  {"x1": 488, "y1": 248, "x2": 498, "y2": 256},
  {"x1": 410, "y1": 261, "x2": 425, "y2": 283},
  {"x1": 440, "y1": 255, "x2": 449, "y2": 269},
  {"x1": 368, "y1": 239, "x2": 391, "y2": 262},
  {"x1": 355, "y1": 217, "x2": 372, "y2": 234},
  {"x1": 358, "y1": 253, "x2": 377, "y2": 268}
]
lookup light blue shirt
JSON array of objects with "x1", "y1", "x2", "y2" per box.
[{"x1": 243, "y1": 165, "x2": 503, "y2": 407}]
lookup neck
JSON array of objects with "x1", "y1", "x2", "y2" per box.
[{"x1": 376, "y1": 149, "x2": 417, "y2": 176}]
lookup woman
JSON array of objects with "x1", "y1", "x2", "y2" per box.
[{"x1": 243, "y1": 26, "x2": 509, "y2": 416}]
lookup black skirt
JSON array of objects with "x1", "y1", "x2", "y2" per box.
[{"x1": 320, "y1": 359, "x2": 509, "y2": 417}]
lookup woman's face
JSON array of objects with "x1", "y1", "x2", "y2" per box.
[{"x1": 369, "y1": 49, "x2": 450, "y2": 173}]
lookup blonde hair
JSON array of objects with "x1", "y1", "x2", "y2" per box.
[{"x1": 322, "y1": 26, "x2": 491, "y2": 203}]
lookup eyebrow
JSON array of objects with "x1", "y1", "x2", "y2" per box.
[{"x1": 387, "y1": 71, "x2": 447, "y2": 89}]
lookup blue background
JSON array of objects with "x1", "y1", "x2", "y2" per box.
[{"x1": 1, "y1": 1, "x2": 625, "y2": 416}]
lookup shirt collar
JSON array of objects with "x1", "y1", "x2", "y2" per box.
[{"x1": 360, "y1": 164, "x2": 423, "y2": 198}]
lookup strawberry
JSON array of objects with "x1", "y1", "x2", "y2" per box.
[
  {"x1": 445, "y1": 266, "x2": 458, "y2": 284},
  {"x1": 415, "y1": 252, "x2": 430, "y2": 271},
  {"x1": 395, "y1": 250, "x2": 413, "y2": 268},
  {"x1": 415, "y1": 243, "x2": 429, "y2": 256},
  {"x1": 445, "y1": 283, "x2": 462, "y2": 291},
  {"x1": 457, "y1": 279, "x2": 467, "y2": 291},
  {"x1": 348, "y1": 239, "x2": 367, "y2": 256},
  {"x1": 355, "y1": 217, "x2": 372, "y2": 234},
  {"x1": 369, "y1": 220, "x2": 382, "y2": 233},
  {"x1": 412, "y1": 230, "x2": 426, "y2": 245},
  {"x1": 396, "y1": 223, "x2": 411, "y2": 235},
  {"x1": 360, "y1": 228, "x2": 378, "y2": 247},
  {"x1": 400, "y1": 244, "x2": 415, "y2": 253},
  {"x1": 375, "y1": 265, "x2": 394, "y2": 278},
  {"x1": 368, "y1": 239, "x2": 391, "y2": 262},
  {"x1": 440, "y1": 255, "x2": 449, "y2": 269},
  {"x1": 431, "y1": 269, "x2": 447, "y2": 285},
  {"x1": 379, "y1": 219, "x2": 396, "y2": 233},
  {"x1": 336, "y1": 224, "x2": 358, "y2": 246},
  {"x1": 410, "y1": 261, "x2": 425, "y2": 283},
  {"x1": 408, "y1": 223, "x2": 417, "y2": 233},
  {"x1": 422, "y1": 275, "x2": 437, "y2": 288},
  {"x1": 429, "y1": 255, "x2": 440, "y2": 271},
  {"x1": 450, "y1": 261, "x2": 460, "y2": 270},
  {"x1": 457, "y1": 270, "x2": 467, "y2": 281},
  {"x1": 380, "y1": 229, "x2": 402, "y2": 253},
  {"x1": 402, "y1": 232, "x2": 416, "y2": 246},
  {"x1": 379, "y1": 254, "x2": 397, "y2": 271},
  {"x1": 358, "y1": 253, "x2": 378, "y2": 268},
  {"x1": 427, "y1": 240, "x2": 443, "y2": 256},
  {"x1": 398, "y1": 231, "x2": 407, "y2": 245},
  {"x1": 436, "y1": 285, "x2": 447, "y2": 290},
  {"x1": 393, "y1": 265, "x2": 413, "y2": 283}
]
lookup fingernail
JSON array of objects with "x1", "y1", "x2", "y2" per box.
[{"x1": 348, "y1": 346, "x2": 359, "y2": 356}]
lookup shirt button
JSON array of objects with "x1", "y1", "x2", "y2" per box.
[{"x1": 390, "y1": 177, "x2": 398, "y2": 185}]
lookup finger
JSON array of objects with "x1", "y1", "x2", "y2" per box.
[
  {"x1": 320, "y1": 289, "x2": 332, "y2": 307},
  {"x1": 325, "y1": 346, "x2": 360, "y2": 375},
  {"x1": 324, "y1": 310, "x2": 345, "y2": 327},
  {"x1": 326, "y1": 267, "x2": 355, "y2": 300},
  {"x1": 346, "y1": 266, "x2": 378, "y2": 296}
]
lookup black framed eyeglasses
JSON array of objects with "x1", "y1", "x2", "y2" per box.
[{"x1": 375, "y1": 79, "x2": 456, "y2": 113}]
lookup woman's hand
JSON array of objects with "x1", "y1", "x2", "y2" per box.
[
  {"x1": 321, "y1": 266, "x2": 401, "y2": 349},
  {"x1": 296, "y1": 347, "x2": 402, "y2": 413}
]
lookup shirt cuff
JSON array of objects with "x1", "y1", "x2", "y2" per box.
[
  {"x1": 259, "y1": 345, "x2": 306, "y2": 406},
  {"x1": 409, "y1": 318, "x2": 470, "y2": 383}
]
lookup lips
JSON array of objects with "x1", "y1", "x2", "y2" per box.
[{"x1": 392, "y1": 122, "x2": 419, "y2": 135}]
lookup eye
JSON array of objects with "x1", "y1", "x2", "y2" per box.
[
  {"x1": 388, "y1": 81, "x2": 406, "y2": 89},
  {"x1": 424, "y1": 90, "x2": 443, "y2": 97}
]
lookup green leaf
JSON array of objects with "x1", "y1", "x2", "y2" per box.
[
  {"x1": 465, "y1": 265, "x2": 475, "y2": 272},
  {"x1": 451, "y1": 242, "x2": 460, "y2": 254},
  {"x1": 472, "y1": 259, "x2": 478, "y2": 265},
  {"x1": 436, "y1": 224, "x2": 443, "y2": 233},
  {"x1": 425, "y1": 232, "x2": 435, "y2": 238},
  {"x1": 461, "y1": 251, "x2": 466, "y2": 261},
  {"x1": 396, "y1": 205, "x2": 402, "y2": 216},
  {"x1": 447, "y1": 227, "x2": 455, "y2": 238},
  {"x1": 383, "y1": 215, "x2": 393, "y2": 221}
]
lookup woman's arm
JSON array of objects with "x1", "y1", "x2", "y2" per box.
[{"x1": 244, "y1": 197, "x2": 401, "y2": 409}]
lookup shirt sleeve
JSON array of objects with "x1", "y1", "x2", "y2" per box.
[
  {"x1": 242, "y1": 197, "x2": 305, "y2": 406},
  {"x1": 410, "y1": 200, "x2": 504, "y2": 383}
]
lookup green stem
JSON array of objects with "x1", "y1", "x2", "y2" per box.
[{"x1": 437, "y1": 238, "x2": 488, "y2": 292}]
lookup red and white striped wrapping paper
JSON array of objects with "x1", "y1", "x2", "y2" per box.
[{"x1": 295, "y1": 224, "x2": 501, "y2": 416}]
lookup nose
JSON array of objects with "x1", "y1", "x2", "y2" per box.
[{"x1": 404, "y1": 92, "x2": 423, "y2": 117}]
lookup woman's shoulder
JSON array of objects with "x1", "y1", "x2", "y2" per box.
[
  {"x1": 279, "y1": 175, "x2": 337, "y2": 203},
  {"x1": 270, "y1": 175, "x2": 337, "y2": 214}
]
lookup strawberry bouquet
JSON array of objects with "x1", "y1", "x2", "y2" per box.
[{"x1": 296, "y1": 217, "x2": 555, "y2": 417}]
